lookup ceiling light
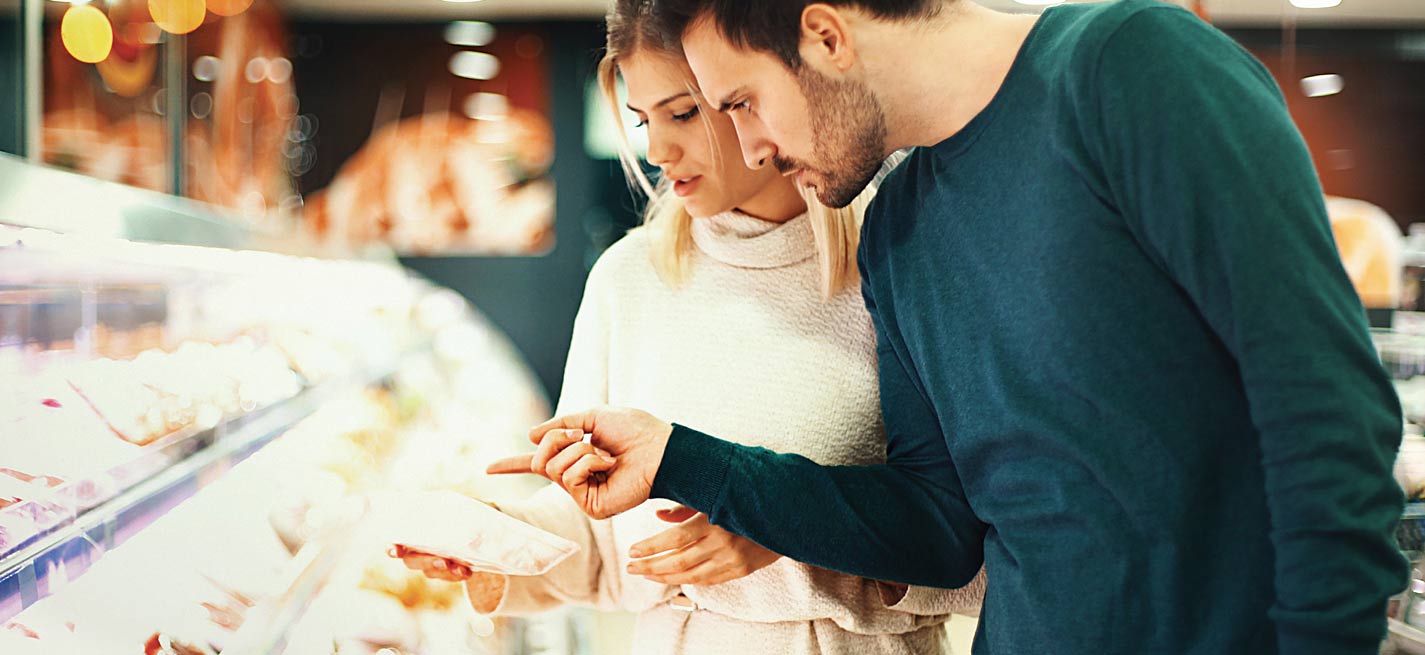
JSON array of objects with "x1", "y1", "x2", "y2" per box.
[
  {"x1": 449, "y1": 51, "x2": 500, "y2": 80},
  {"x1": 445, "y1": 21, "x2": 495, "y2": 47},
  {"x1": 1300, "y1": 73, "x2": 1344, "y2": 97},
  {"x1": 1289, "y1": 0, "x2": 1341, "y2": 8},
  {"x1": 463, "y1": 92, "x2": 509, "y2": 121}
]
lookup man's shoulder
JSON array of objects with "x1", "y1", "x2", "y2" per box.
[
  {"x1": 1038, "y1": 0, "x2": 1205, "y2": 76},
  {"x1": 1048, "y1": 0, "x2": 1196, "y2": 41}
]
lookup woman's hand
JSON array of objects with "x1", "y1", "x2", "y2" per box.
[
  {"x1": 389, "y1": 544, "x2": 508, "y2": 613},
  {"x1": 390, "y1": 544, "x2": 474, "y2": 581},
  {"x1": 625, "y1": 506, "x2": 781, "y2": 586}
]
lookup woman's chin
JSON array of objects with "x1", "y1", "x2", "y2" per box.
[{"x1": 684, "y1": 200, "x2": 727, "y2": 219}]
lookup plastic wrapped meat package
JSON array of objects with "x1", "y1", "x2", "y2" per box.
[
  {"x1": 0, "y1": 372, "x2": 141, "y2": 551},
  {"x1": 63, "y1": 340, "x2": 303, "y2": 447},
  {"x1": 371, "y1": 490, "x2": 578, "y2": 577}
]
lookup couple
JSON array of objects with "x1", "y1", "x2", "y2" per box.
[{"x1": 408, "y1": 1, "x2": 1407, "y2": 653}]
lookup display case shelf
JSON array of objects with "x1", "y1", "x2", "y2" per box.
[
  {"x1": 0, "y1": 155, "x2": 381, "y2": 260},
  {"x1": 0, "y1": 361, "x2": 399, "y2": 625}
]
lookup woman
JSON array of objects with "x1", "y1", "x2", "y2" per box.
[{"x1": 397, "y1": 1, "x2": 984, "y2": 652}]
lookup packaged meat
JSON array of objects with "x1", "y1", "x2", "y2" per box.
[{"x1": 374, "y1": 490, "x2": 578, "y2": 577}]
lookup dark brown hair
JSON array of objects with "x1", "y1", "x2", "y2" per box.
[{"x1": 653, "y1": 0, "x2": 944, "y2": 69}]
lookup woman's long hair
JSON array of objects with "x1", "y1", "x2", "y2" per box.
[{"x1": 597, "y1": 0, "x2": 866, "y2": 296}]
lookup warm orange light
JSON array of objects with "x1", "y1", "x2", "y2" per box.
[
  {"x1": 206, "y1": 0, "x2": 252, "y2": 17},
  {"x1": 61, "y1": 5, "x2": 114, "y2": 64},
  {"x1": 97, "y1": 46, "x2": 158, "y2": 97},
  {"x1": 149, "y1": 0, "x2": 206, "y2": 35}
]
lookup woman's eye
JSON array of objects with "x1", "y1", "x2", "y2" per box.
[
  {"x1": 633, "y1": 118, "x2": 647, "y2": 128},
  {"x1": 731, "y1": 100, "x2": 750, "y2": 113},
  {"x1": 671, "y1": 106, "x2": 700, "y2": 122}
]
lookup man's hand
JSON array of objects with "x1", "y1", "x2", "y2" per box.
[
  {"x1": 487, "y1": 406, "x2": 674, "y2": 519},
  {"x1": 625, "y1": 505, "x2": 781, "y2": 586}
]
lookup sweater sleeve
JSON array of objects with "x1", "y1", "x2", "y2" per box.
[
  {"x1": 882, "y1": 569, "x2": 987, "y2": 618},
  {"x1": 552, "y1": 252, "x2": 614, "y2": 417},
  {"x1": 485, "y1": 254, "x2": 623, "y2": 614},
  {"x1": 649, "y1": 250, "x2": 988, "y2": 588},
  {"x1": 682, "y1": 547, "x2": 982, "y2": 633},
  {"x1": 1078, "y1": 7, "x2": 1406, "y2": 653},
  {"x1": 489, "y1": 486, "x2": 614, "y2": 615}
]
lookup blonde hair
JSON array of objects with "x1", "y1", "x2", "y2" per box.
[{"x1": 598, "y1": 1, "x2": 865, "y2": 297}]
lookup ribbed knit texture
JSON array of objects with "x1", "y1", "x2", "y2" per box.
[{"x1": 494, "y1": 210, "x2": 983, "y2": 655}]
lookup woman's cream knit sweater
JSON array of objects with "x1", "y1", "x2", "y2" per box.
[{"x1": 492, "y1": 211, "x2": 985, "y2": 655}]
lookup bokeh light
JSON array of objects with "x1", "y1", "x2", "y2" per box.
[
  {"x1": 149, "y1": 0, "x2": 207, "y2": 36},
  {"x1": 206, "y1": 0, "x2": 253, "y2": 17},
  {"x1": 61, "y1": 5, "x2": 115, "y2": 64}
]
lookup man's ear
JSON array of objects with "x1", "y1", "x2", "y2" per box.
[{"x1": 799, "y1": 3, "x2": 858, "y2": 74}]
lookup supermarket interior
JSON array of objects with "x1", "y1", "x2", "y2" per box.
[{"x1": 1, "y1": 0, "x2": 1424, "y2": 653}]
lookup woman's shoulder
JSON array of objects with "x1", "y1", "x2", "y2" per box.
[{"x1": 583, "y1": 225, "x2": 659, "y2": 293}]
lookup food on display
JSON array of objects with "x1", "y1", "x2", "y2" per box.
[
  {"x1": 60, "y1": 339, "x2": 300, "y2": 446},
  {"x1": 3, "y1": 213, "x2": 554, "y2": 653},
  {"x1": 143, "y1": 632, "x2": 214, "y2": 655},
  {"x1": 1327, "y1": 196, "x2": 1403, "y2": 309},
  {"x1": 0, "y1": 469, "x2": 66, "y2": 489},
  {"x1": 303, "y1": 110, "x2": 556, "y2": 255}
]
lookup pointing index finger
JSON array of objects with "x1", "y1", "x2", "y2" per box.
[{"x1": 486, "y1": 454, "x2": 535, "y2": 475}]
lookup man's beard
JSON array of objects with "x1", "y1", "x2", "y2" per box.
[{"x1": 792, "y1": 65, "x2": 888, "y2": 209}]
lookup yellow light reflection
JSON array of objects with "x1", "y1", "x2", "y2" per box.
[
  {"x1": 61, "y1": 5, "x2": 114, "y2": 64},
  {"x1": 149, "y1": 0, "x2": 206, "y2": 35},
  {"x1": 206, "y1": 0, "x2": 252, "y2": 17}
]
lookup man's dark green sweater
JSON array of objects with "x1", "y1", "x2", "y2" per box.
[{"x1": 650, "y1": 1, "x2": 1406, "y2": 653}]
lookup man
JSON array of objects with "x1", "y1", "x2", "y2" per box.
[{"x1": 499, "y1": 1, "x2": 1406, "y2": 652}]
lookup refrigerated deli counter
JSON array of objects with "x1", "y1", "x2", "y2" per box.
[{"x1": 0, "y1": 155, "x2": 578, "y2": 655}]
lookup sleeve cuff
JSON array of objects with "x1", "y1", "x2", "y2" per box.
[
  {"x1": 1276, "y1": 627, "x2": 1385, "y2": 655},
  {"x1": 649, "y1": 424, "x2": 735, "y2": 515},
  {"x1": 880, "y1": 570, "x2": 986, "y2": 617}
]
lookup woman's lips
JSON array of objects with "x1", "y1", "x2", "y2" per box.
[{"x1": 673, "y1": 175, "x2": 702, "y2": 197}]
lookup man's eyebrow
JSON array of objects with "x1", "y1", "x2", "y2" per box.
[{"x1": 715, "y1": 86, "x2": 749, "y2": 112}]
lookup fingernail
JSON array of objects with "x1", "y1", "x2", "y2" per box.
[
  {"x1": 600, "y1": 455, "x2": 616, "y2": 464},
  {"x1": 629, "y1": 549, "x2": 644, "y2": 558},
  {"x1": 433, "y1": 559, "x2": 446, "y2": 570}
]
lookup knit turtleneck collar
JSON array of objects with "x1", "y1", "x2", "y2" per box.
[{"x1": 689, "y1": 210, "x2": 814, "y2": 269}]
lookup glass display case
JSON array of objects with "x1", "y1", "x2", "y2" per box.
[{"x1": 0, "y1": 154, "x2": 564, "y2": 654}]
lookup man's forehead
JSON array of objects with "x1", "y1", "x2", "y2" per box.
[
  {"x1": 683, "y1": 20, "x2": 771, "y2": 79},
  {"x1": 680, "y1": 20, "x2": 745, "y2": 98},
  {"x1": 682, "y1": 15, "x2": 740, "y2": 59}
]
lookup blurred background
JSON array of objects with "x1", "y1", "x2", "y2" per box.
[
  {"x1": 1, "y1": 0, "x2": 1423, "y2": 397},
  {"x1": 1, "y1": 1, "x2": 1424, "y2": 654}
]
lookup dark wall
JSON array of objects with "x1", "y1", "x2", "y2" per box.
[
  {"x1": 0, "y1": 10, "x2": 22, "y2": 156},
  {"x1": 394, "y1": 21, "x2": 617, "y2": 402},
  {"x1": 1228, "y1": 27, "x2": 1425, "y2": 228},
  {"x1": 287, "y1": 19, "x2": 620, "y2": 401}
]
